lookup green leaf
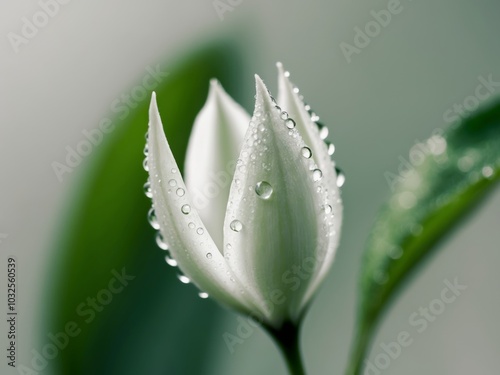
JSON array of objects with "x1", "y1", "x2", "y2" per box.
[
  {"x1": 41, "y1": 40, "x2": 249, "y2": 375},
  {"x1": 348, "y1": 100, "x2": 500, "y2": 375}
]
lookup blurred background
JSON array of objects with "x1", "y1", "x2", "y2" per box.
[{"x1": 1, "y1": 0, "x2": 500, "y2": 374}]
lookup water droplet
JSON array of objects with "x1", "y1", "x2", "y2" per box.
[
  {"x1": 226, "y1": 243, "x2": 232, "y2": 250},
  {"x1": 280, "y1": 111, "x2": 289, "y2": 120},
  {"x1": 165, "y1": 254, "x2": 177, "y2": 267},
  {"x1": 411, "y1": 224, "x2": 423, "y2": 236},
  {"x1": 399, "y1": 191, "x2": 417, "y2": 209},
  {"x1": 143, "y1": 158, "x2": 149, "y2": 172},
  {"x1": 312, "y1": 169, "x2": 323, "y2": 182},
  {"x1": 199, "y1": 292, "x2": 209, "y2": 299},
  {"x1": 145, "y1": 131, "x2": 149, "y2": 140},
  {"x1": 311, "y1": 113, "x2": 320, "y2": 122},
  {"x1": 285, "y1": 118, "x2": 296, "y2": 129},
  {"x1": 374, "y1": 271, "x2": 388, "y2": 285},
  {"x1": 304, "y1": 104, "x2": 311, "y2": 111},
  {"x1": 148, "y1": 208, "x2": 160, "y2": 230},
  {"x1": 188, "y1": 222, "x2": 196, "y2": 229},
  {"x1": 206, "y1": 253, "x2": 213, "y2": 259},
  {"x1": 284, "y1": 71, "x2": 290, "y2": 78},
  {"x1": 458, "y1": 156, "x2": 474, "y2": 172},
  {"x1": 155, "y1": 232, "x2": 168, "y2": 250},
  {"x1": 178, "y1": 275, "x2": 190, "y2": 284},
  {"x1": 176, "y1": 188, "x2": 185, "y2": 197},
  {"x1": 389, "y1": 247, "x2": 403, "y2": 260},
  {"x1": 230, "y1": 220, "x2": 243, "y2": 232},
  {"x1": 482, "y1": 166, "x2": 494, "y2": 178},
  {"x1": 144, "y1": 181, "x2": 153, "y2": 198},
  {"x1": 168, "y1": 179, "x2": 177, "y2": 187},
  {"x1": 181, "y1": 204, "x2": 191, "y2": 215},
  {"x1": 323, "y1": 204, "x2": 333, "y2": 214},
  {"x1": 301, "y1": 147, "x2": 312, "y2": 159},
  {"x1": 171, "y1": 168, "x2": 177, "y2": 174},
  {"x1": 335, "y1": 167, "x2": 346, "y2": 187},
  {"x1": 326, "y1": 142, "x2": 335, "y2": 156},
  {"x1": 255, "y1": 181, "x2": 273, "y2": 200},
  {"x1": 293, "y1": 87, "x2": 299, "y2": 94},
  {"x1": 317, "y1": 122, "x2": 328, "y2": 140},
  {"x1": 197, "y1": 227, "x2": 204, "y2": 235},
  {"x1": 143, "y1": 144, "x2": 149, "y2": 156}
]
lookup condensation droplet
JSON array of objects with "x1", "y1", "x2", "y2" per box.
[
  {"x1": 143, "y1": 144, "x2": 149, "y2": 156},
  {"x1": 389, "y1": 247, "x2": 403, "y2": 260},
  {"x1": 143, "y1": 158, "x2": 149, "y2": 172},
  {"x1": 171, "y1": 168, "x2": 177, "y2": 174},
  {"x1": 165, "y1": 254, "x2": 178, "y2": 267},
  {"x1": 317, "y1": 122, "x2": 328, "y2": 140},
  {"x1": 197, "y1": 227, "x2": 204, "y2": 235},
  {"x1": 206, "y1": 253, "x2": 213, "y2": 259},
  {"x1": 148, "y1": 208, "x2": 160, "y2": 230},
  {"x1": 323, "y1": 204, "x2": 333, "y2": 214},
  {"x1": 482, "y1": 166, "x2": 494, "y2": 178},
  {"x1": 230, "y1": 220, "x2": 243, "y2": 232},
  {"x1": 301, "y1": 147, "x2": 312, "y2": 159},
  {"x1": 374, "y1": 271, "x2": 388, "y2": 285},
  {"x1": 311, "y1": 113, "x2": 320, "y2": 122},
  {"x1": 155, "y1": 232, "x2": 168, "y2": 250},
  {"x1": 144, "y1": 181, "x2": 153, "y2": 198},
  {"x1": 399, "y1": 191, "x2": 417, "y2": 209},
  {"x1": 181, "y1": 204, "x2": 191, "y2": 215},
  {"x1": 188, "y1": 222, "x2": 196, "y2": 229},
  {"x1": 199, "y1": 292, "x2": 209, "y2": 299},
  {"x1": 285, "y1": 118, "x2": 296, "y2": 129},
  {"x1": 255, "y1": 181, "x2": 273, "y2": 200},
  {"x1": 280, "y1": 111, "x2": 289, "y2": 120},
  {"x1": 326, "y1": 142, "x2": 335, "y2": 156},
  {"x1": 178, "y1": 275, "x2": 190, "y2": 284},
  {"x1": 284, "y1": 71, "x2": 290, "y2": 78},
  {"x1": 335, "y1": 167, "x2": 346, "y2": 187},
  {"x1": 176, "y1": 188, "x2": 185, "y2": 197},
  {"x1": 168, "y1": 179, "x2": 177, "y2": 187},
  {"x1": 312, "y1": 169, "x2": 323, "y2": 182}
]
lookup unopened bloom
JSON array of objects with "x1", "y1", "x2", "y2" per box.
[{"x1": 144, "y1": 63, "x2": 343, "y2": 329}]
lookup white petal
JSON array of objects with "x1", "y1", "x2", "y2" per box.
[
  {"x1": 184, "y1": 80, "x2": 250, "y2": 250},
  {"x1": 147, "y1": 93, "x2": 260, "y2": 315},
  {"x1": 223, "y1": 76, "x2": 341, "y2": 326},
  {"x1": 276, "y1": 63, "x2": 343, "y2": 310}
]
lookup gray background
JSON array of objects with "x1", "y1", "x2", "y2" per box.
[{"x1": 1, "y1": 0, "x2": 499, "y2": 374}]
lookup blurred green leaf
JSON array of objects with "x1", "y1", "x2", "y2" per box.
[
  {"x1": 348, "y1": 100, "x2": 500, "y2": 375},
  {"x1": 42, "y1": 40, "x2": 248, "y2": 375}
]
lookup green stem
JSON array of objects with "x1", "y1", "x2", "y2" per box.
[
  {"x1": 345, "y1": 321, "x2": 377, "y2": 375},
  {"x1": 265, "y1": 321, "x2": 306, "y2": 375}
]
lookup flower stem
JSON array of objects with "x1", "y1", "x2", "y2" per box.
[{"x1": 265, "y1": 321, "x2": 306, "y2": 375}]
